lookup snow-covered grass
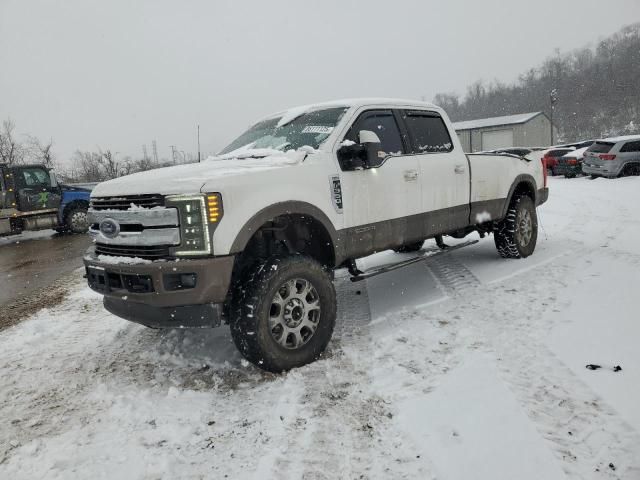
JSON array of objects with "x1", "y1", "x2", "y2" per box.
[{"x1": 1, "y1": 176, "x2": 640, "y2": 479}]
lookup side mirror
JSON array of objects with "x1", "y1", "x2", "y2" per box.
[{"x1": 336, "y1": 130, "x2": 385, "y2": 171}]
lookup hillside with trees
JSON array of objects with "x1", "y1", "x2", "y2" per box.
[{"x1": 433, "y1": 23, "x2": 640, "y2": 143}]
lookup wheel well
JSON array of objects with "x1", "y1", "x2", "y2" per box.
[
  {"x1": 235, "y1": 213, "x2": 336, "y2": 272},
  {"x1": 63, "y1": 200, "x2": 88, "y2": 219},
  {"x1": 511, "y1": 181, "x2": 535, "y2": 203}
]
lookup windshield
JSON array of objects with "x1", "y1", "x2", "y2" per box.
[{"x1": 219, "y1": 107, "x2": 348, "y2": 155}]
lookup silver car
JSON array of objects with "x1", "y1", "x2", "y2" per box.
[{"x1": 582, "y1": 135, "x2": 640, "y2": 178}]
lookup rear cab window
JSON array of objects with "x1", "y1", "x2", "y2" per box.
[
  {"x1": 402, "y1": 110, "x2": 454, "y2": 154},
  {"x1": 402, "y1": 110, "x2": 453, "y2": 154}
]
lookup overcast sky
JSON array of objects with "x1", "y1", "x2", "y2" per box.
[{"x1": 1, "y1": 0, "x2": 639, "y2": 164}]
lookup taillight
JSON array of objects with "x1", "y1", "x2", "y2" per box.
[
  {"x1": 599, "y1": 154, "x2": 616, "y2": 161},
  {"x1": 542, "y1": 158, "x2": 548, "y2": 187},
  {"x1": 567, "y1": 159, "x2": 578, "y2": 165}
]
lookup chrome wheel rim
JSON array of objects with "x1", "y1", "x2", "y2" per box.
[
  {"x1": 269, "y1": 278, "x2": 321, "y2": 350},
  {"x1": 71, "y1": 211, "x2": 88, "y2": 231},
  {"x1": 516, "y1": 210, "x2": 533, "y2": 247}
]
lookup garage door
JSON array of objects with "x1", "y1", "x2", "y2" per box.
[{"x1": 482, "y1": 129, "x2": 514, "y2": 150}]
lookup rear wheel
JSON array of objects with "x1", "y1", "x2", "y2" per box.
[
  {"x1": 229, "y1": 255, "x2": 336, "y2": 372},
  {"x1": 494, "y1": 195, "x2": 537, "y2": 259},
  {"x1": 65, "y1": 207, "x2": 89, "y2": 234},
  {"x1": 393, "y1": 241, "x2": 424, "y2": 253},
  {"x1": 621, "y1": 163, "x2": 640, "y2": 177}
]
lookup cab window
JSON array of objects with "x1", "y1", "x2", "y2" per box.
[
  {"x1": 16, "y1": 168, "x2": 52, "y2": 188},
  {"x1": 403, "y1": 111, "x2": 453, "y2": 153},
  {"x1": 344, "y1": 110, "x2": 405, "y2": 157}
]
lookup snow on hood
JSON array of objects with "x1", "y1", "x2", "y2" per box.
[{"x1": 91, "y1": 148, "x2": 310, "y2": 197}]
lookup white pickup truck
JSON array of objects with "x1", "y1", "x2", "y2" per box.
[{"x1": 84, "y1": 98, "x2": 548, "y2": 371}]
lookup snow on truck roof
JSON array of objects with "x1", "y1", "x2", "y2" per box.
[
  {"x1": 452, "y1": 112, "x2": 543, "y2": 131},
  {"x1": 261, "y1": 98, "x2": 439, "y2": 125}
]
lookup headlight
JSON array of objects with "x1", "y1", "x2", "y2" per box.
[{"x1": 166, "y1": 193, "x2": 223, "y2": 256}]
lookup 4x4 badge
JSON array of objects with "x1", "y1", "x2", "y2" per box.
[{"x1": 329, "y1": 175, "x2": 343, "y2": 213}]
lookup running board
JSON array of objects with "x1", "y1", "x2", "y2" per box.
[{"x1": 349, "y1": 240, "x2": 479, "y2": 282}]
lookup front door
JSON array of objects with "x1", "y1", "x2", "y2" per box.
[
  {"x1": 338, "y1": 109, "x2": 421, "y2": 255},
  {"x1": 13, "y1": 166, "x2": 62, "y2": 212}
]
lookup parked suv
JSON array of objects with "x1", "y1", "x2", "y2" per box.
[{"x1": 582, "y1": 135, "x2": 640, "y2": 178}]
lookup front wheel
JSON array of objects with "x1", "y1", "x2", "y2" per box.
[
  {"x1": 494, "y1": 195, "x2": 538, "y2": 259},
  {"x1": 229, "y1": 255, "x2": 336, "y2": 372}
]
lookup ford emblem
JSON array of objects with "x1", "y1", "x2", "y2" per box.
[{"x1": 99, "y1": 218, "x2": 120, "y2": 239}]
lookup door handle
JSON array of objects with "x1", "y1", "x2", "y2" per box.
[
  {"x1": 454, "y1": 165, "x2": 466, "y2": 174},
  {"x1": 404, "y1": 170, "x2": 419, "y2": 181}
]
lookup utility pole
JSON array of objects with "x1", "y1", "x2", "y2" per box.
[
  {"x1": 197, "y1": 124, "x2": 201, "y2": 163},
  {"x1": 550, "y1": 89, "x2": 558, "y2": 145},
  {"x1": 152, "y1": 140, "x2": 159, "y2": 163}
]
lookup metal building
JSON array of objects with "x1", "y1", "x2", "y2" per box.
[{"x1": 453, "y1": 112, "x2": 556, "y2": 152}]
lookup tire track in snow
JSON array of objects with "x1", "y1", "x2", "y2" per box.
[
  {"x1": 428, "y1": 249, "x2": 640, "y2": 479},
  {"x1": 267, "y1": 272, "x2": 428, "y2": 479}
]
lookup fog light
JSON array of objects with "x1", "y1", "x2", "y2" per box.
[{"x1": 163, "y1": 273, "x2": 198, "y2": 291}]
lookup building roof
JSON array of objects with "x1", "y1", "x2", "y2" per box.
[{"x1": 453, "y1": 112, "x2": 544, "y2": 131}]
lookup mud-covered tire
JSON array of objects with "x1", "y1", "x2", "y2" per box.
[
  {"x1": 393, "y1": 241, "x2": 424, "y2": 253},
  {"x1": 494, "y1": 195, "x2": 537, "y2": 259},
  {"x1": 229, "y1": 255, "x2": 336, "y2": 372},
  {"x1": 65, "y1": 207, "x2": 89, "y2": 234}
]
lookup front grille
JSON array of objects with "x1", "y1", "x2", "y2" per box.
[
  {"x1": 90, "y1": 194, "x2": 164, "y2": 211},
  {"x1": 95, "y1": 243, "x2": 170, "y2": 260}
]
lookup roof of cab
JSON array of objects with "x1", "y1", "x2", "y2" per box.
[{"x1": 262, "y1": 98, "x2": 439, "y2": 122}]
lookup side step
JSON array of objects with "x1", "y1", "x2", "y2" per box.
[{"x1": 350, "y1": 240, "x2": 479, "y2": 282}]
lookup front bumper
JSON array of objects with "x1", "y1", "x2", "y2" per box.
[{"x1": 83, "y1": 247, "x2": 235, "y2": 328}]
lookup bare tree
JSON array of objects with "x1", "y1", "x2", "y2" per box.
[
  {"x1": 25, "y1": 135, "x2": 55, "y2": 167},
  {"x1": 0, "y1": 118, "x2": 24, "y2": 165},
  {"x1": 98, "y1": 149, "x2": 120, "y2": 179},
  {"x1": 71, "y1": 150, "x2": 104, "y2": 182}
]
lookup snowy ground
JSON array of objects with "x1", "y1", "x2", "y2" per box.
[{"x1": 1, "y1": 176, "x2": 640, "y2": 479}]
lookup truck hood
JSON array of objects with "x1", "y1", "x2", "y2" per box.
[{"x1": 91, "y1": 149, "x2": 309, "y2": 197}]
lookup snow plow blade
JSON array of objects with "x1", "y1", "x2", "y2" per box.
[{"x1": 350, "y1": 240, "x2": 479, "y2": 282}]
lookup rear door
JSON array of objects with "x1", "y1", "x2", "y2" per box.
[
  {"x1": 13, "y1": 166, "x2": 62, "y2": 212},
  {"x1": 400, "y1": 110, "x2": 470, "y2": 235}
]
